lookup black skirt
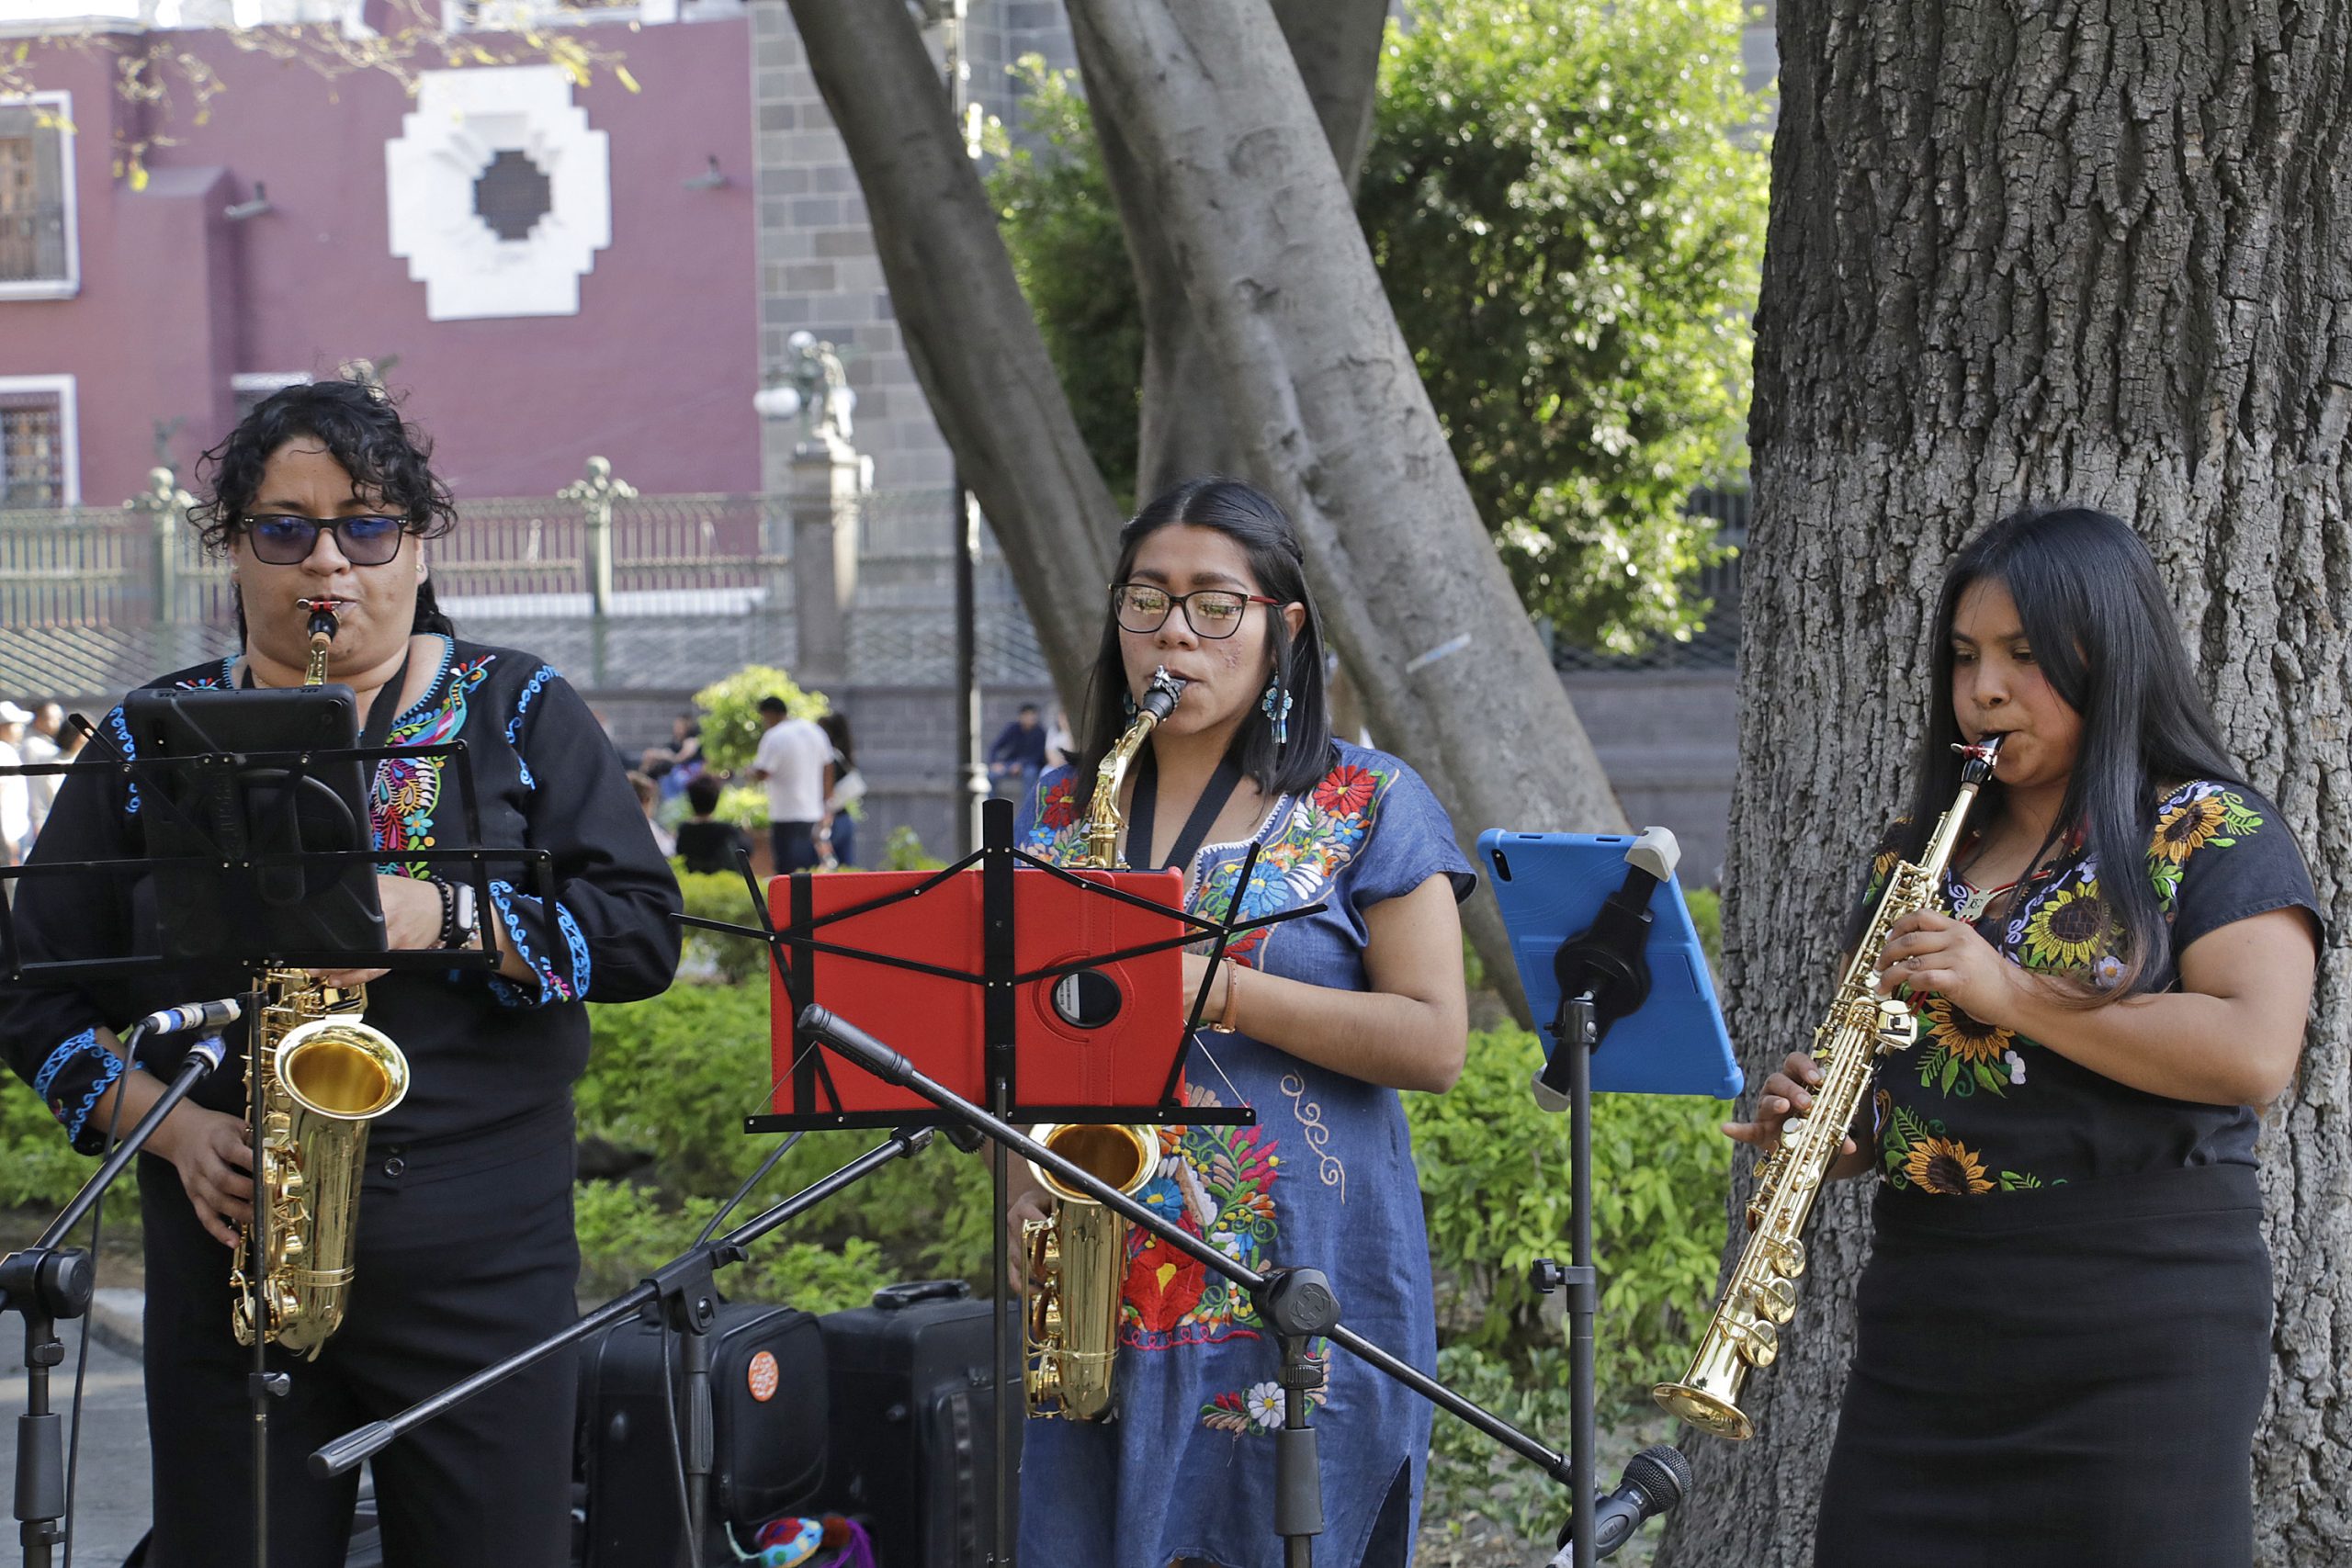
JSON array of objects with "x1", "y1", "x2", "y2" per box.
[{"x1": 1815, "y1": 1163, "x2": 2271, "y2": 1568}]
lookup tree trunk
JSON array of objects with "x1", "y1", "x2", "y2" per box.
[
  {"x1": 1060, "y1": 0, "x2": 1629, "y2": 998},
  {"x1": 1072, "y1": 0, "x2": 1390, "y2": 499},
  {"x1": 1658, "y1": 4, "x2": 2352, "y2": 1564},
  {"x1": 783, "y1": 0, "x2": 1118, "y2": 712}
]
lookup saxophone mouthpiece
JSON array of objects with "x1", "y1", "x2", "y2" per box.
[
  {"x1": 1951, "y1": 732, "x2": 2005, "y2": 783},
  {"x1": 300, "y1": 600, "x2": 341, "y2": 642},
  {"x1": 1137, "y1": 666, "x2": 1187, "y2": 723}
]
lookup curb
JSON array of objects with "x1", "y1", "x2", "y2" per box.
[{"x1": 88, "y1": 1287, "x2": 143, "y2": 1360}]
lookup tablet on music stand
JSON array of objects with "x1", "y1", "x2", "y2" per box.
[
  {"x1": 1480, "y1": 829, "x2": 1741, "y2": 1098},
  {"x1": 121, "y1": 685, "x2": 386, "y2": 964}
]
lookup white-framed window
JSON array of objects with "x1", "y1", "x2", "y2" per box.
[
  {"x1": 232, "y1": 371, "x2": 312, "y2": 423},
  {"x1": 0, "y1": 376, "x2": 80, "y2": 508},
  {"x1": 0, "y1": 91, "x2": 80, "y2": 301}
]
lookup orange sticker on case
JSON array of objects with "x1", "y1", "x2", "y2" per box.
[{"x1": 747, "y1": 1349, "x2": 780, "y2": 1403}]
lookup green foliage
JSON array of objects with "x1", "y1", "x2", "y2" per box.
[
  {"x1": 574, "y1": 1178, "x2": 894, "y2": 1312},
  {"x1": 985, "y1": 4, "x2": 1768, "y2": 649},
  {"x1": 985, "y1": 58, "x2": 1145, "y2": 511},
  {"x1": 711, "y1": 784, "x2": 768, "y2": 832},
  {"x1": 1362, "y1": 0, "x2": 1768, "y2": 650},
  {"x1": 1, "y1": 1072, "x2": 144, "y2": 1233},
  {"x1": 880, "y1": 825, "x2": 948, "y2": 872},
  {"x1": 1407, "y1": 1025, "x2": 1730, "y2": 1413},
  {"x1": 690, "y1": 666, "x2": 829, "y2": 775},
  {"x1": 1686, "y1": 886, "x2": 1722, "y2": 969},
  {"x1": 577, "y1": 986, "x2": 995, "y2": 1287},
  {"x1": 672, "y1": 867, "x2": 772, "y2": 986}
]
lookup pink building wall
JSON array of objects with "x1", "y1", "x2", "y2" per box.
[{"x1": 0, "y1": 22, "x2": 758, "y2": 504}]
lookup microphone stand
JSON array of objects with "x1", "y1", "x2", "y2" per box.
[
  {"x1": 2, "y1": 1026, "x2": 226, "y2": 1568},
  {"x1": 797, "y1": 1005, "x2": 1584, "y2": 1567}
]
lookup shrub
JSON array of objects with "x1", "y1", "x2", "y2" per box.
[
  {"x1": 578, "y1": 986, "x2": 995, "y2": 1287},
  {"x1": 1407, "y1": 1025, "x2": 1730, "y2": 1414},
  {"x1": 691, "y1": 666, "x2": 829, "y2": 776}
]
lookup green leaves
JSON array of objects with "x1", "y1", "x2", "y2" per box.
[{"x1": 1361, "y1": 0, "x2": 1770, "y2": 649}]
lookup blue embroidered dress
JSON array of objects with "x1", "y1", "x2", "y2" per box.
[{"x1": 1013, "y1": 741, "x2": 1475, "y2": 1568}]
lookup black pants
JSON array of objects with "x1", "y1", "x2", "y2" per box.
[
  {"x1": 138, "y1": 1118, "x2": 580, "y2": 1568},
  {"x1": 770, "y1": 820, "x2": 820, "y2": 874}
]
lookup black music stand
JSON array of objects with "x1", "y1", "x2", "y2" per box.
[
  {"x1": 684, "y1": 795, "x2": 1320, "y2": 1567},
  {"x1": 0, "y1": 699, "x2": 546, "y2": 1568}
]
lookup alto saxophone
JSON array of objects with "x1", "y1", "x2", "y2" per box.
[
  {"x1": 1655, "y1": 736, "x2": 2002, "y2": 1439},
  {"x1": 229, "y1": 605, "x2": 413, "y2": 1359},
  {"x1": 1023, "y1": 667, "x2": 1185, "y2": 1419}
]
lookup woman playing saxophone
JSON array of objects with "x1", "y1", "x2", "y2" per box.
[
  {"x1": 0, "y1": 381, "x2": 681, "y2": 1568},
  {"x1": 1723, "y1": 507, "x2": 2319, "y2": 1568},
  {"x1": 1007, "y1": 479, "x2": 1476, "y2": 1568}
]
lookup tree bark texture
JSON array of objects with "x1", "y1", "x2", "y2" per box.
[
  {"x1": 784, "y1": 0, "x2": 1117, "y2": 713},
  {"x1": 1658, "y1": 4, "x2": 2352, "y2": 1564},
  {"x1": 1072, "y1": 0, "x2": 1391, "y2": 499},
  {"x1": 1061, "y1": 0, "x2": 1629, "y2": 1003}
]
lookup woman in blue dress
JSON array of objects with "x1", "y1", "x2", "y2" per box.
[{"x1": 1012, "y1": 478, "x2": 1476, "y2": 1568}]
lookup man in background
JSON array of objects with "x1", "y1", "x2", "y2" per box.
[
  {"x1": 987, "y1": 703, "x2": 1049, "y2": 803},
  {"x1": 20, "y1": 702, "x2": 62, "y2": 850},
  {"x1": 750, "y1": 694, "x2": 831, "y2": 874}
]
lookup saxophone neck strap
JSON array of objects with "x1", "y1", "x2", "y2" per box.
[{"x1": 1125, "y1": 744, "x2": 1246, "y2": 876}]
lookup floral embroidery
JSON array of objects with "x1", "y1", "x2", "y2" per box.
[
  {"x1": 1879, "y1": 1105, "x2": 1996, "y2": 1195},
  {"x1": 1199, "y1": 1347, "x2": 1329, "y2": 1435},
  {"x1": 2145, "y1": 782, "x2": 2262, "y2": 905},
  {"x1": 1036, "y1": 774, "x2": 1077, "y2": 830},
  {"x1": 485, "y1": 877, "x2": 576, "y2": 1007},
  {"x1": 375, "y1": 653, "x2": 492, "y2": 877},
  {"x1": 1915, "y1": 996, "x2": 2017, "y2": 1098},
  {"x1": 1312, "y1": 765, "x2": 1377, "y2": 818},
  {"x1": 1122, "y1": 1082, "x2": 1283, "y2": 1351}
]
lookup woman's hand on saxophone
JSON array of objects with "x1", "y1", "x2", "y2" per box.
[
  {"x1": 147, "y1": 1103, "x2": 255, "y2": 1249},
  {"x1": 1722, "y1": 1051, "x2": 1860, "y2": 1163},
  {"x1": 314, "y1": 873, "x2": 446, "y2": 988},
  {"x1": 1873, "y1": 909, "x2": 2022, "y2": 1025},
  {"x1": 1004, "y1": 1175, "x2": 1055, "y2": 1294}
]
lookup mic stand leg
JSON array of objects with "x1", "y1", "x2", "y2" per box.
[{"x1": 654, "y1": 1259, "x2": 720, "y2": 1565}]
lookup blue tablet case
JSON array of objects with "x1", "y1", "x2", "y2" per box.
[{"x1": 1478, "y1": 829, "x2": 1742, "y2": 1100}]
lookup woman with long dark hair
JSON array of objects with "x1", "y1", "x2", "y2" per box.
[
  {"x1": 1011, "y1": 478, "x2": 1475, "y2": 1568},
  {"x1": 1728, "y1": 506, "x2": 2320, "y2": 1566},
  {"x1": 0, "y1": 380, "x2": 681, "y2": 1566}
]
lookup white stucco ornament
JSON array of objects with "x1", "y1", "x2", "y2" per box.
[{"x1": 385, "y1": 66, "x2": 612, "y2": 321}]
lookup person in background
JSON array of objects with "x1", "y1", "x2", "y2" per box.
[
  {"x1": 817, "y1": 711, "x2": 863, "y2": 868},
  {"x1": 750, "y1": 694, "x2": 830, "y2": 874},
  {"x1": 20, "y1": 701, "x2": 62, "y2": 850},
  {"x1": 674, "y1": 773, "x2": 752, "y2": 876},
  {"x1": 628, "y1": 770, "x2": 675, "y2": 858},
  {"x1": 987, "y1": 702, "x2": 1048, "y2": 802},
  {"x1": 0, "y1": 700, "x2": 30, "y2": 867}
]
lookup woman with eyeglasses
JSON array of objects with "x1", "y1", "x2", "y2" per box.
[
  {"x1": 0, "y1": 379, "x2": 681, "y2": 1567},
  {"x1": 1010, "y1": 479, "x2": 1475, "y2": 1568}
]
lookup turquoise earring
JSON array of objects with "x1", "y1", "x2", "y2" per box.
[{"x1": 1261, "y1": 677, "x2": 1292, "y2": 748}]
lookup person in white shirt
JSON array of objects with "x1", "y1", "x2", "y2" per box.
[
  {"x1": 19, "y1": 701, "x2": 62, "y2": 849},
  {"x1": 0, "y1": 701, "x2": 31, "y2": 868},
  {"x1": 748, "y1": 694, "x2": 831, "y2": 874}
]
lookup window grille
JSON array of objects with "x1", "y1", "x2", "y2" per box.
[
  {"x1": 0, "y1": 104, "x2": 70, "y2": 287},
  {"x1": 0, "y1": 390, "x2": 67, "y2": 508}
]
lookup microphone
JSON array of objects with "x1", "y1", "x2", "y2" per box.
[
  {"x1": 1532, "y1": 826, "x2": 1679, "y2": 1112},
  {"x1": 134, "y1": 997, "x2": 244, "y2": 1038},
  {"x1": 1548, "y1": 1444, "x2": 1692, "y2": 1563}
]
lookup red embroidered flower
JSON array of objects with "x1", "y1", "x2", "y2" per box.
[
  {"x1": 1038, "y1": 778, "x2": 1077, "y2": 829},
  {"x1": 1125, "y1": 1234, "x2": 1208, "y2": 1332},
  {"x1": 1312, "y1": 765, "x2": 1377, "y2": 818}
]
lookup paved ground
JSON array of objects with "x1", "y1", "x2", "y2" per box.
[{"x1": 1, "y1": 1303, "x2": 153, "y2": 1568}]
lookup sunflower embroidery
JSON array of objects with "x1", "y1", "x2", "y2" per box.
[
  {"x1": 1903, "y1": 1134, "x2": 1994, "y2": 1195},
  {"x1": 1916, "y1": 997, "x2": 2017, "y2": 1097},
  {"x1": 2151, "y1": 793, "x2": 2228, "y2": 863},
  {"x1": 2017, "y1": 878, "x2": 2113, "y2": 970}
]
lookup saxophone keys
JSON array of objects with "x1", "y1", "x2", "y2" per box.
[
  {"x1": 1750, "y1": 1275, "x2": 1799, "y2": 1325},
  {"x1": 1731, "y1": 1315, "x2": 1779, "y2": 1369},
  {"x1": 1769, "y1": 1235, "x2": 1807, "y2": 1278}
]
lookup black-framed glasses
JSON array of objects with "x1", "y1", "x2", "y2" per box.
[
  {"x1": 1110, "y1": 582, "x2": 1282, "y2": 640},
  {"x1": 239, "y1": 513, "x2": 411, "y2": 567}
]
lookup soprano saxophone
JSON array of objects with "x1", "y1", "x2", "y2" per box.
[
  {"x1": 229, "y1": 604, "x2": 412, "y2": 1359},
  {"x1": 1654, "y1": 736, "x2": 2002, "y2": 1439},
  {"x1": 1023, "y1": 666, "x2": 1185, "y2": 1419}
]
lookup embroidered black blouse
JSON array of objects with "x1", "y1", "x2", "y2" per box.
[
  {"x1": 3, "y1": 637, "x2": 682, "y2": 1155},
  {"x1": 1858, "y1": 780, "x2": 2321, "y2": 1195}
]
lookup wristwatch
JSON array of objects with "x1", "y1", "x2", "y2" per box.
[{"x1": 438, "y1": 879, "x2": 482, "y2": 952}]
